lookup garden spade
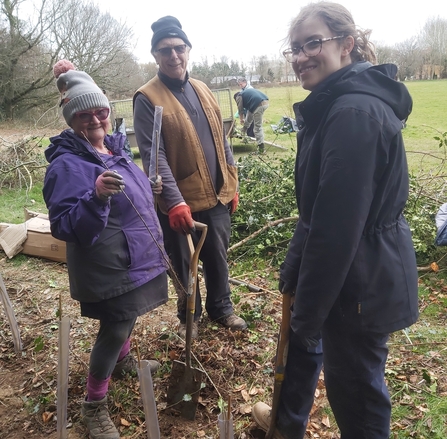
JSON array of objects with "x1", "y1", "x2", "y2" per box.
[
  {"x1": 166, "y1": 221, "x2": 207, "y2": 420},
  {"x1": 265, "y1": 292, "x2": 292, "y2": 439}
]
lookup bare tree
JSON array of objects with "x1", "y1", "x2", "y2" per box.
[
  {"x1": 257, "y1": 55, "x2": 270, "y2": 83},
  {"x1": 210, "y1": 56, "x2": 231, "y2": 85},
  {"x1": 0, "y1": 0, "x2": 137, "y2": 120},
  {"x1": 0, "y1": 0, "x2": 68, "y2": 119},
  {"x1": 394, "y1": 38, "x2": 422, "y2": 80},
  {"x1": 139, "y1": 62, "x2": 158, "y2": 85},
  {"x1": 54, "y1": 0, "x2": 138, "y2": 94},
  {"x1": 374, "y1": 43, "x2": 395, "y2": 65},
  {"x1": 419, "y1": 17, "x2": 447, "y2": 79}
]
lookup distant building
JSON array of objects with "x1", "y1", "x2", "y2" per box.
[
  {"x1": 210, "y1": 76, "x2": 238, "y2": 85},
  {"x1": 246, "y1": 74, "x2": 261, "y2": 84},
  {"x1": 280, "y1": 75, "x2": 298, "y2": 83},
  {"x1": 418, "y1": 64, "x2": 442, "y2": 80}
]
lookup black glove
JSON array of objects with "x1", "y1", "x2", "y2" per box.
[
  {"x1": 278, "y1": 278, "x2": 296, "y2": 295},
  {"x1": 278, "y1": 262, "x2": 297, "y2": 295}
]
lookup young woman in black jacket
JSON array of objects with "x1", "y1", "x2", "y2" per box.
[{"x1": 252, "y1": 2, "x2": 419, "y2": 438}]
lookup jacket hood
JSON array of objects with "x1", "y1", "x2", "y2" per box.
[
  {"x1": 45, "y1": 129, "x2": 126, "y2": 163},
  {"x1": 297, "y1": 62, "x2": 412, "y2": 126}
]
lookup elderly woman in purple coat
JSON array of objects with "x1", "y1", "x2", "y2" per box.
[{"x1": 43, "y1": 60, "x2": 168, "y2": 439}]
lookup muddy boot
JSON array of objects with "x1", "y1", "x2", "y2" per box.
[
  {"x1": 81, "y1": 396, "x2": 119, "y2": 439},
  {"x1": 112, "y1": 354, "x2": 160, "y2": 379},
  {"x1": 257, "y1": 143, "x2": 265, "y2": 154}
]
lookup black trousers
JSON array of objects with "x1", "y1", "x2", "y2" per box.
[
  {"x1": 158, "y1": 202, "x2": 234, "y2": 322},
  {"x1": 278, "y1": 299, "x2": 391, "y2": 439}
]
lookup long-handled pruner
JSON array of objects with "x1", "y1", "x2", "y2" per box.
[
  {"x1": 265, "y1": 292, "x2": 292, "y2": 439},
  {"x1": 149, "y1": 106, "x2": 163, "y2": 207}
]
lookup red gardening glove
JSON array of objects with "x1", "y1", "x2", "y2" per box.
[
  {"x1": 168, "y1": 204, "x2": 195, "y2": 234},
  {"x1": 229, "y1": 192, "x2": 239, "y2": 214}
]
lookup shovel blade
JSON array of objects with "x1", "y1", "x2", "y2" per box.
[{"x1": 167, "y1": 360, "x2": 204, "y2": 420}]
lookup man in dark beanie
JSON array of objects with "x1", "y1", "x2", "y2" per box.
[
  {"x1": 150, "y1": 15, "x2": 192, "y2": 52},
  {"x1": 134, "y1": 16, "x2": 246, "y2": 340}
]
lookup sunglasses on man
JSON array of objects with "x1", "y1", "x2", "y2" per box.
[{"x1": 155, "y1": 44, "x2": 187, "y2": 57}]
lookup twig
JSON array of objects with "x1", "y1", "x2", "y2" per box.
[
  {"x1": 228, "y1": 216, "x2": 298, "y2": 254},
  {"x1": 192, "y1": 350, "x2": 221, "y2": 399},
  {"x1": 228, "y1": 277, "x2": 262, "y2": 292},
  {"x1": 197, "y1": 264, "x2": 264, "y2": 292},
  {"x1": 245, "y1": 136, "x2": 288, "y2": 150},
  {"x1": 417, "y1": 265, "x2": 435, "y2": 272}
]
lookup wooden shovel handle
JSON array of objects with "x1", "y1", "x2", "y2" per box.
[
  {"x1": 265, "y1": 292, "x2": 292, "y2": 439},
  {"x1": 184, "y1": 222, "x2": 208, "y2": 369}
]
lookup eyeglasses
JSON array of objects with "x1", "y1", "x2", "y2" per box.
[
  {"x1": 155, "y1": 44, "x2": 187, "y2": 57},
  {"x1": 283, "y1": 36, "x2": 345, "y2": 62},
  {"x1": 75, "y1": 108, "x2": 110, "y2": 123}
]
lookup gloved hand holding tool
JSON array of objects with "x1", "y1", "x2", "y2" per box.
[
  {"x1": 279, "y1": 277, "x2": 296, "y2": 296},
  {"x1": 95, "y1": 170, "x2": 125, "y2": 202},
  {"x1": 278, "y1": 261, "x2": 298, "y2": 296},
  {"x1": 168, "y1": 203, "x2": 195, "y2": 234},
  {"x1": 150, "y1": 175, "x2": 163, "y2": 195},
  {"x1": 279, "y1": 273, "x2": 320, "y2": 348}
]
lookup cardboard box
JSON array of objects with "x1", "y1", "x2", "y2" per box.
[
  {"x1": 22, "y1": 218, "x2": 67, "y2": 262},
  {"x1": 0, "y1": 217, "x2": 67, "y2": 263}
]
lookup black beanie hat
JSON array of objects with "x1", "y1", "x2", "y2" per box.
[{"x1": 151, "y1": 16, "x2": 192, "y2": 51}]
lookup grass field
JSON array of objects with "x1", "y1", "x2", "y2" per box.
[{"x1": 230, "y1": 80, "x2": 447, "y2": 169}]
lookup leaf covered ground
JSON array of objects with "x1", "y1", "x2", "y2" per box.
[{"x1": 1, "y1": 254, "x2": 447, "y2": 439}]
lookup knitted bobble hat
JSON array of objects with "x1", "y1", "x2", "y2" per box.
[
  {"x1": 151, "y1": 16, "x2": 192, "y2": 52},
  {"x1": 53, "y1": 59, "x2": 109, "y2": 125}
]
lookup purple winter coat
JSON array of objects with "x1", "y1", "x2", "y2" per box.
[{"x1": 43, "y1": 129, "x2": 168, "y2": 303}]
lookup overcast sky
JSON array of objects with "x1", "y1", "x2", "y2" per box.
[{"x1": 97, "y1": 1, "x2": 446, "y2": 66}]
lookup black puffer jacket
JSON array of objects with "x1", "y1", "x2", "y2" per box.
[{"x1": 281, "y1": 62, "x2": 419, "y2": 336}]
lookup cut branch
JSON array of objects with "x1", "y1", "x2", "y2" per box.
[{"x1": 228, "y1": 216, "x2": 298, "y2": 254}]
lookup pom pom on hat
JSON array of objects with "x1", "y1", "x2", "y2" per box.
[
  {"x1": 151, "y1": 16, "x2": 192, "y2": 52},
  {"x1": 53, "y1": 59, "x2": 109, "y2": 125},
  {"x1": 53, "y1": 59, "x2": 75, "y2": 79}
]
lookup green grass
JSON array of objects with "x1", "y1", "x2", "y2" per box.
[
  {"x1": 0, "y1": 182, "x2": 47, "y2": 224},
  {"x1": 230, "y1": 80, "x2": 447, "y2": 169},
  {"x1": 402, "y1": 80, "x2": 447, "y2": 171}
]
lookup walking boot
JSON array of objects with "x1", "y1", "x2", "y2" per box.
[
  {"x1": 112, "y1": 354, "x2": 160, "y2": 379},
  {"x1": 177, "y1": 321, "x2": 199, "y2": 339},
  {"x1": 81, "y1": 396, "x2": 119, "y2": 439},
  {"x1": 216, "y1": 314, "x2": 247, "y2": 331},
  {"x1": 252, "y1": 402, "x2": 287, "y2": 439},
  {"x1": 257, "y1": 143, "x2": 265, "y2": 154}
]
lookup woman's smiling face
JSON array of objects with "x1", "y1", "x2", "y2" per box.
[{"x1": 289, "y1": 16, "x2": 353, "y2": 91}]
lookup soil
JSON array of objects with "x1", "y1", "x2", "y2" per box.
[{"x1": 0, "y1": 252, "x2": 338, "y2": 439}]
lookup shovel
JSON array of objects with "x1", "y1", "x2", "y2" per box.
[
  {"x1": 265, "y1": 292, "x2": 292, "y2": 439},
  {"x1": 166, "y1": 221, "x2": 208, "y2": 420}
]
